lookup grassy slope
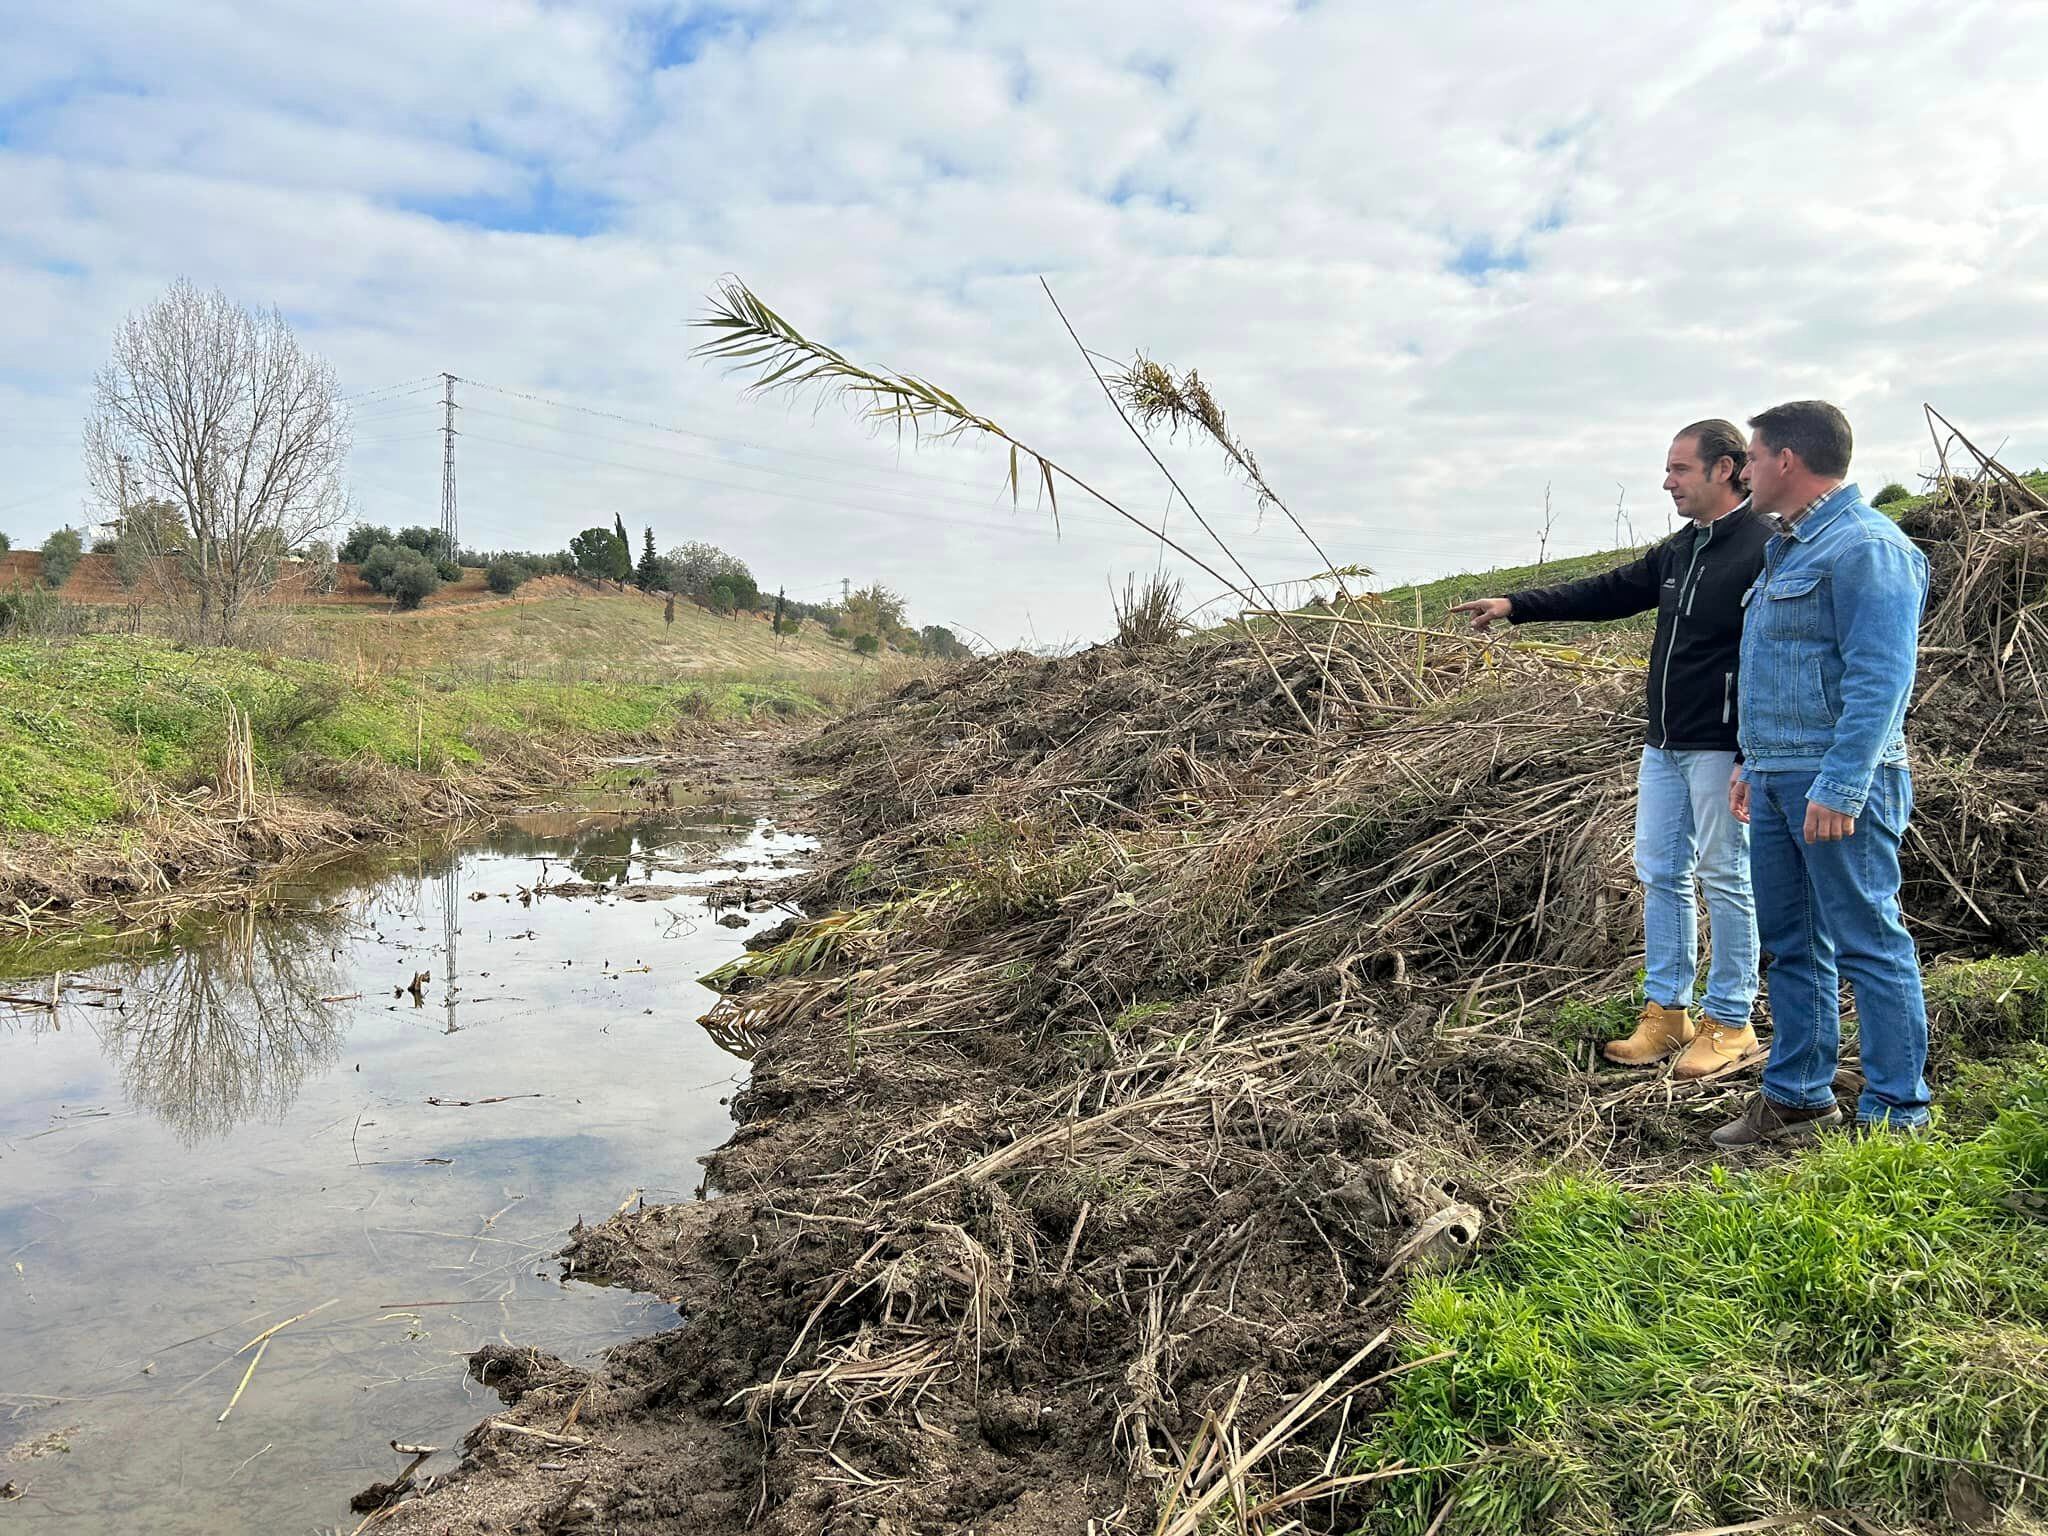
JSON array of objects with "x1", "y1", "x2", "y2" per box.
[
  {"x1": 1363, "y1": 965, "x2": 2048, "y2": 1536},
  {"x1": 1375, "y1": 542, "x2": 1656, "y2": 636},
  {"x1": 292, "y1": 581, "x2": 865, "y2": 679},
  {"x1": 1371, "y1": 1055, "x2": 2048, "y2": 1533},
  {"x1": 0, "y1": 635, "x2": 827, "y2": 837},
  {"x1": 1371, "y1": 475, "x2": 2048, "y2": 641},
  {"x1": 0, "y1": 578, "x2": 905, "y2": 839}
]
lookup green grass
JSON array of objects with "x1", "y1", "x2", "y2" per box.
[
  {"x1": 1927, "y1": 948, "x2": 2048, "y2": 1060},
  {"x1": 1376, "y1": 544, "x2": 1659, "y2": 640},
  {"x1": 1539, "y1": 976, "x2": 1647, "y2": 1046},
  {"x1": 0, "y1": 635, "x2": 829, "y2": 837},
  {"x1": 1369, "y1": 474, "x2": 2048, "y2": 645},
  {"x1": 291, "y1": 579, "x2": 865, "y2": 677},
  {"x1": 1363, "y1": 1055, "x2": 2048, "y2": 1534}
]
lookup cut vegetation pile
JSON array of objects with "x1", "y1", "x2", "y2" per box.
[
  {"x1": 384, "y1": 437, "x2": 2048, "y2": 1536},
  {"x1": 1893, "y1": 448, "x2": 2048, "y2": 948}
]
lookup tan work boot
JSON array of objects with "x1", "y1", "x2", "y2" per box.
[
  {"x1": 1673, "y1": 1018, "x2": 1759, "y2": 1081},
  {"x1": 1603, "y1": 1002, "x2": 1695, "y2": 1066}
]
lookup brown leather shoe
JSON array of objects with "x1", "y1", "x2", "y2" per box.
[
  {"x1": 1602, "y1": 1002, "x2": 1695, "y2": 1066},
  {"x1": 1710, "y1": 1094, "x2": 1843, "y2": 1148},
  {"x1": 1672, "y1": 1018, "x2": 1759, "y2": 1081}
]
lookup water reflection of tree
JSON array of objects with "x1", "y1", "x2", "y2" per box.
[
  {"x1": 99, "y1": 906, "x2": 350, "y2": 1144},
  {"x1": 487, "y1": 816, "x2": 748, "y2": 887},
  {"x1": 567, "y1": 823, "x2": 637, "y2": 886}
]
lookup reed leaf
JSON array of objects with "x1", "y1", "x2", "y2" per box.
[{"x1": 691, "y1": 277, "x2": 1323, "y2": 728}]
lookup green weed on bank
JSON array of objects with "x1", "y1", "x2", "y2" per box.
[
  {"x1": 0, "y1": 636, "x2": 826, "y2": 836},
  {"x1": 1362, "y1": 1063, "x2": 2048, "y2": 1533}
]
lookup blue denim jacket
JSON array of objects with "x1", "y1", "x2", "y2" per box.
[{"x1": 1737, "y1": 483, "x2": 1929, "y2": 818}]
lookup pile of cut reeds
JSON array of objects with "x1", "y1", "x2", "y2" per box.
[
  {"x1": 661, "y1": 423, "x2": 2048, "y2": 1534},
  {"x1": 1895, "y1": 415, "x2": 2048, "y2": 949}
]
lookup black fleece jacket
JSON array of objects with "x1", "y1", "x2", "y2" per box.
[{"x1": 1506, "y1": 502, "x2": 1772, "y2": 753}]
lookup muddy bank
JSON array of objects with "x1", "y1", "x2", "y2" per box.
[
  {"x1": 0, "y1": 721, "x2": 809, "y2": 954},
  {"x1": 364, "y1": 645, "x2": 1731, "y2": 1535},
  {"x1": 360, "y1": 460, "x2": 2048, "y2": 1536}
]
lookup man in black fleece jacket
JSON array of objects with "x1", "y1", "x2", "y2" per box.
[{"x1": 1452, "y1": 421, "x2": 1772, "y2": 1076}]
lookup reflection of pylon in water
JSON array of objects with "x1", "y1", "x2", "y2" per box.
[{"x1": 442, "y1": 864, "x2": 459, "y2": 1033}]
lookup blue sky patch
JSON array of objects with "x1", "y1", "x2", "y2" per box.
[
  {"x1": 1129, "y1": 53, "x2": 1174, "y2": 87},
  {"x1": 649, "y1": 5, "x2": 758, "y2": 68},
  {"x1": 1446, "y1": 236, "x2": 1527, "y2": 283},
  {"x1": 400, "y1": 170, "x2": 611, "y2": 237},
  {"x1": 1107, "y1": 172, "x2": 1192, "y2": 214}
]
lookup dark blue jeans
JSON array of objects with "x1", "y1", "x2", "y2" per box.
[{"x1": 1749, "y1": 765, "x2": 1930, "y2": 1127}]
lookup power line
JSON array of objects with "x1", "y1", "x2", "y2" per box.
[
  {"x1": 454, "y1": 428, "x2": 1209, "y2": 557},
  {"x1": 445, "y1": 410, "x2": 1533, "y2": 562},
  {"x1": 453, "y1": 375, "x2": 1020, "y2": 494},
  {"x1": 443, "y1": 379, "x2": 1540, "y2": 560},
  {"x1": 454, "y1": 402, "x2": 1384, "y2": 550},
  {"x1": 451, "y1": 427, "x2": 1544, "y2": 576},
  {"x1": 458, "y1": 402, "x2": 1044, "y2": 521},
  {"x1": 340, "y1": 376, "x2": 441, "y2": 404},
  {"x1": 347, "y1": 472, "x2": 442, "y2": 516},
  {"x1": 0, "y1": 483, "x2": 79, "y2": 516},
  {"x1": 351, "y1": 371, "x2": 1609, "y2": 572},
  {"x1": 350, "y1": 400, "x2": 441, "y2": 424}
]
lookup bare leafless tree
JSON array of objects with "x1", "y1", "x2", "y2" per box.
[
  {"x1": 1613, "y1": 481, "x2": 1638, "y2": 549},
  {"x1": 1535, "y1": 482, "x2": 1557, "y2": 575},
  {"x1": 84, "y1": 278, "x2": 351, "y2": 644}
]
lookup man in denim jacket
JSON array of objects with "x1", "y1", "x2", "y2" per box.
[{"x1": 1713, "y1": 400, "x2": 1932, "y2": 1147}]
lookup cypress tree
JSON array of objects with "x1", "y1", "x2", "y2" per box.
[{"x1": 636, "y1": 526, "x2": 660, "y2": 590}]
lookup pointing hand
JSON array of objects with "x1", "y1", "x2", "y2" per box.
[{"x1": 1449, "y1": 597, "x2": 1512, "y2": 632}]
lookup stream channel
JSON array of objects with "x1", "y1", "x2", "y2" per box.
[{"x1": 0, "y1": 795, "x2": 810, "y2": 1532}]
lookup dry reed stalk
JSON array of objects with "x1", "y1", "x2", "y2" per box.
[
  {"x1": 1038, "y1": 280, "x2": 1349, "y2": 721},
  {"x1": 691, "y1": 280, "x2": 1329, "y2": 733},
  {"x1": 215, "y1": 1297, "x2": 336, "y2": 1426},
  {"x1": 1111, "y1": 354, "x2": 1354, "y2": 603}
]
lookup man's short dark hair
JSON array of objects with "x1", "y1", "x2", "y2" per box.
[
  {"x1": 1677, "y1": 419, "x2": 1747, "y2": 487},
  {"x1": 1748, "y1": 400, "x2": 1853, "y2": 479}
]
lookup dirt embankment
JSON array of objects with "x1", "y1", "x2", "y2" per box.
[{"x1": 371, "y1": 468, "x2": 2048, "y2": 1535}]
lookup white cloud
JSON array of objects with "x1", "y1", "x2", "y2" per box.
[{"x1": 0, "y1": 0, "x2": 2044, "y2": 642}]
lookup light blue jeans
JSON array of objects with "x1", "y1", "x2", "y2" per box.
[
  {"x1": 1749, "y1": 765, "x2": 1930, "y2": 1127},
  {"x1": 1634, "y1": 748, "x2": 1760, "y2": 1026}
]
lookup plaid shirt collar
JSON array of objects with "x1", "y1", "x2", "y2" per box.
[{"x1": 1769, "y1": 486, "x2": 1842, "y2": 537}]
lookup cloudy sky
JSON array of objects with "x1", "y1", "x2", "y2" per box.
[{"x1": 3, "y1": 0, "x2": 2043, "y2": 646}]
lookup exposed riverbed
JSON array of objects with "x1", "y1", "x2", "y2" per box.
[{"x1": 0, "y1": 802, "x2": 809, "y2": 1532}]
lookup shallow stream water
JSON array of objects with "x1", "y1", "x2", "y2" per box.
[{"x1": 0, "y1": 805, "x2": 808, "y2": 1532}]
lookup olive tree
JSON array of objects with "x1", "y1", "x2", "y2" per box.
[
  {"x1": 663, "y1": 540, "x2": 751, "y2": 599},
  {"x1": 84, "y1": 279, "x2": 351, "y2": 643}
]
